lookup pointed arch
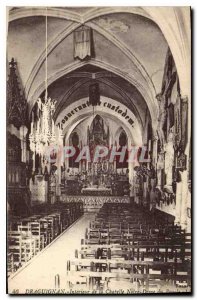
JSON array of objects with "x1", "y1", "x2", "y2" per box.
[{"x1": 29, "y1": 59, "x2": 158, "y2": 132}]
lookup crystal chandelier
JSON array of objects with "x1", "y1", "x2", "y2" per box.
[
  {"x1": 29, "y1": 8, "x2": 59, "y2": 159},
  {"x1": 29, "y1": 97, "x2": 57, "y2": 156}
]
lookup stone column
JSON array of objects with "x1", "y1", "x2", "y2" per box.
[
  {"x1": 64, "y1": 135, "x2": 69, "y2": 173},
  {"x1": 184, "y1": 96, "x2": 191, "y2": 170},
  {"x1": 180, "y1": 170, "x2": 188, "y2": 229},
  {"x1": 186, "y1": 185, "x2": 191, "y2": 233},
  {"x1": 56, "y1": 132, "x2": 64, "y2": 199},
  {"x1": 152, "y1": 135, "x2": 158, "y2": 168},
  {"x1": 175, "y1": 178, "x2": 182, "y2": 225},
  {"x1": 183, "y1": 96, "x2": 191, "y2": 233},
  {"x1": 164, "y1": 131, "x2": 174, "y2": 193},
  {"x1": 128, "y1": 161, "x2": 134, "y2": 197},
  {"x1": 30, "y1": 175, "x2": 48, "y2": 205},
  {"x1": 156, "y1": 152, "x2": 164, "y2": 189},
  {"x1": 20, "y1": 125, "x2": 28, "y2": 163}
]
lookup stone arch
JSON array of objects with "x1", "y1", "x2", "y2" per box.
[
  {"x1": 24, "y1": 17, "x2": 156, "y2": 103},
  {"x1": 57, "y1": 97, "x2": 143, "y2": 147},
  {"x1": 53, "y1": 76, "x2": 143, "y2": 128},
  {"x1": 29, "y1": 59, "x2": 157, "y2": 132},
  {"x1": 115, "y1": 127, "x2": 129, "y2": 147},
  {"x1": 9, "y1": 6, "x2": 190, "y2": 97},
  {"x1": 8, "y1": 7, "x2": 151, "y2": 23},
  {"x1": 69, "y1": 130, "x2": 80, "y2": 147}
]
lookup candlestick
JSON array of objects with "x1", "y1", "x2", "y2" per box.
[{"x1": 31, "y1": 121, "x2": 34, "y2": 133}]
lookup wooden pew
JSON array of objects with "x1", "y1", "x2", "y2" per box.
[
  {"x1": 66, "y1": 258, "x2": 191, "y2": 292},
  {"x1": 8, "y1": 231, "x2": 36, "y2": 267},
  {"x1": 67, "y1": 202, "x2": 190, "y2": 292},
  {"x1": 8, "y1": 201, "x2": 84, "y2": 274},
  {"x1": 7, "y1": 252, "x2": 14, "y2": 277},
  {"x1": 77, "y1": 242, "x2": 191, "y2": 262}
]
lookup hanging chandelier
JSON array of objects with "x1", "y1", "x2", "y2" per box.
[
  {"x1": 29, "y1": 97, "x2": 57, "y2": 156},
  {"x1": 29, "y1": 8, "x2": 60, "y2": 158}
]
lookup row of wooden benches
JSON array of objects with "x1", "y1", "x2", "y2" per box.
[
  {"x1": 7, "y1": 202, "x2": 83, "y2": 277},
  {"x1": 67, "y1": 257, "x2": 191, "y2": 292},
  {"x1": 96, "y1": 202, "x2": 175, "y2": 224},
  {"x1": 86, "y1": 224, "x2": 187, "y2": 239},
  {"x1": 66, "y1": 203, "x2": 191, "y2": 293}
]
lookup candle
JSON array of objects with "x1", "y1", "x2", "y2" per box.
[
  {"x1": 31, "y1": 121, "x2": 33, "y2": 133},
  {"x1": 52, "y1": 119, "x2": 55, "y2": 134},
  {"x1": 37, "y1": 119, "x2": 40, "y2": 133}
]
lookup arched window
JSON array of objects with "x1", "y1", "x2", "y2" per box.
[{"x1": 119, "y1": 131, "x2": 127, "y2": 147}]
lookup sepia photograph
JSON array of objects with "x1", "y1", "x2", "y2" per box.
[{"x1": 6, "y1": 5, "x2": 191, "y2": 295}]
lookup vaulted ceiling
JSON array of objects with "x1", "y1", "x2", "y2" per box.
[{"x1": 7, "y1": 7, "x2": 171, "y2": 132}]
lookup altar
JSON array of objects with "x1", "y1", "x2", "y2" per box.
[
  {"x1": 81, "y1": 186, "x2": 112, "y2": 196},
  {"x1": 61, "y1": 195, "x2": 130, "y2": 212}
]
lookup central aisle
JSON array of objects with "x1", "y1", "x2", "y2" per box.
[{"x1": 8, "y1": 213, "x2": 95, "y2": 294}]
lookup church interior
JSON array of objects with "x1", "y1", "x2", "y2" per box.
[{"x1": 7, "y1": 7, "x2": 191, "y2": 294}]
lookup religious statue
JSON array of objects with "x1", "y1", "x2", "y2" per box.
[
  {"x1": 156, "y1": 93, "x2": 167, "y2": 147},
  {"x1": 164, "y1": 130, "x2": 174, "y2": 193},
  {"x1": 88, "y1": 115, "x2": 109, "y2": 146},
  {"x1": 87, "y1": 115, "x2": 109, "y2": 184}
]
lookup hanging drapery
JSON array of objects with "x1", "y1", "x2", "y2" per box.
[
  {"x1": 168, "y1": 102, "x2": 174, "y2": 128},
  {"x1": 74, "y1": 26, "x2": 91, "y2": 60}
]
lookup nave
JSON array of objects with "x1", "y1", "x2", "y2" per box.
[
  {"x1": 6, "y1": 6, "x2": 191, "y2": 294},
  {"x1": 8, "y1": 202, "x2": 191, "y2": 294}
]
